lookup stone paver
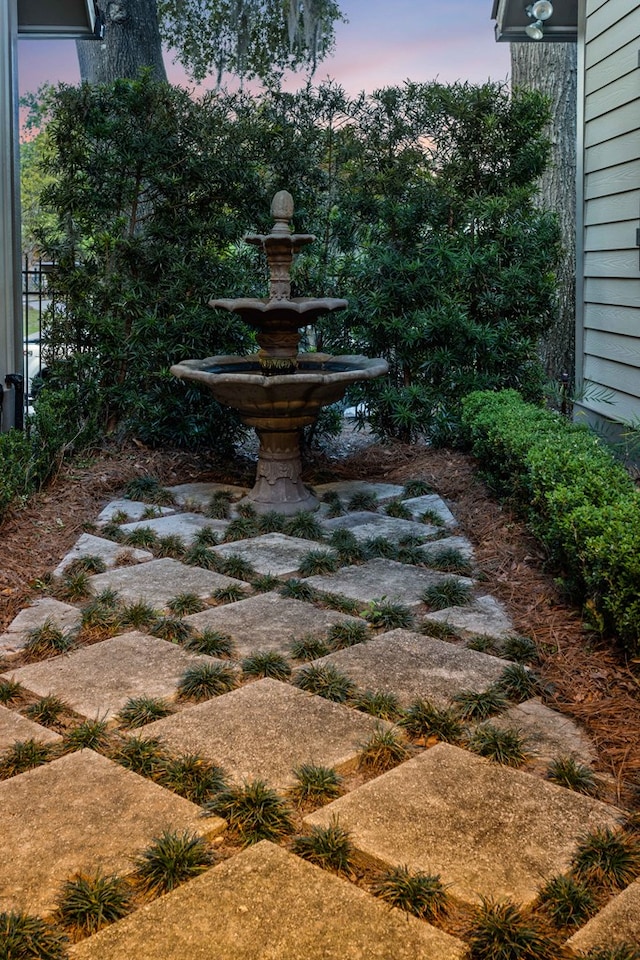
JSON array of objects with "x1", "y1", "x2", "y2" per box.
[
  {"x1": 119, "y1": 513, "x2": 228, "y2": 544},
  {"x1": 304, "y1": 557, "x2": 474, "y2": 608},
  {"x1": 53, "y1": 533, "x2": 152, "y2": 577},
  {"x1": 491, "y1": 698, "x2": 598, "y2": 766},
  {"x1": 96, "y1": 500, "x2": 175, "y2": 523},
  {"x1": 0, "y1": 749, "x2": 225, "y2": 914},
  {"x1": 141, "y1": 678, "x2": 386, "y2": 789},
  {"x1": 87, "y1": 558, "x2": 248, "y2": 608},
  {"x1": 0, "y1": 704, "x2": 62, "y2": 750},
  {"x1": 313, "y1": 480, "x2": 406, "y2": 505},
  {"x1": 164, "y1": 481, "x2": 247, "y2": 509},
  {"x1": 304, "y1": 743, "x2": 622, "y2": 907},
  {"x1": 0, "y1": 598, "x2": 82, "y2": 657},
  {"x1": 424, "y1": 594, "x2": 514, "y2": 640},
  {"x1": 317, "y1": 629, "x2": 510, "y2": 707},
  {"x1": 567, "y1": 879, "x2": 640, "y2": 953},
  {"x1": 213, "y1": 532, "x2": 320, "y2": 577},
  {"x1": 69, "y1": 841, "x2": 466, "y2": 960},
  {"x1": 185, "y1": 592, "x2": 369, "y2": 658},
  {"x1": 418, "y1": 535, "x2": 475, "y2": 562},
  {"x1": 320, "y1": 511, "x2": 439, "y2": 541},
  {"x1": 403, "y1": 493, "x2": 457, "y2": 527},
  {"x1": 1, "y1": 632, "x2": 233, "y2": 721}
]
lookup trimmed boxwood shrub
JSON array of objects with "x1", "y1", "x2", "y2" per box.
[{"x1": 461, "y1": 389, "x2": 640, "y2": 654}]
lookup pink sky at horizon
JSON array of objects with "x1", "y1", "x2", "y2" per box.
[{"x1": 18, "y1": 1, "x2": 510, "y2": 100}]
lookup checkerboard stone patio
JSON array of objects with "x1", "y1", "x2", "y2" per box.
[
  {"x1": 304, "y1": 557, "x2": 474, "y2": 608},
  {"x1": 417, "y1": 534, "x2": 475, "y2": 562},
  {"x1": 164, "y1": 481, "x2": 247, "y2": 509},
  {"x1": 0, "y1": 749, "x2": 225, "y2": 914},
  {"x1": 118, "y1": 513, "x2": 228, "y2": 544},
  {"x1": 316, "y1": 629, "x2": 511, "y2": 707},
  {"x1": 312, "y1": 480, "x2": 406, "y2": 505},
  {"x1": 304, "y1": 743, "x2": 622, "y2": 908},
  {"x1": 140, "y1": 678, "x2": 386, "y2": 789},
  {"x1": 212, "y1": 532, "x2": 322, "y2": 577},
  {"x1": 53, "y1": 532, "x2": 152, "y2": 577},
  {"x1": 490, "y1": 698, "x2": 598, "y2": 766},
  {"x1": 0, "y1": 632, "x2": 236, "y2": 721},
  {"x1": 0, "y1": 597, "x2": 82, "y2": 657},
  {"x1": 424, "y1": 594, "x2": 515, "y2": 640},
  {"x1": 0, "y1": 703, "x2": 62, "y2": 750},
  {"x1": 184, "y1": 592, "x2": 369, "y2": 658},
  {"x1": 86, "y1": 558, "x2": 248, "y2": 608},
  {"x1": 567, "y1": 878, "x2": 640, "y2": 954},
  {"x1": 96, "y1": 500, "x2": 175, "y2": 524},
  {"x1": 320, "y1": 511, "x2": 440, "y2": 541},
  {"x1": 402, "y1": 493, "x2": 458, "y2": 527},
  {"x1": 68, "y1": 841, "x2": 466, "y2": 960}
]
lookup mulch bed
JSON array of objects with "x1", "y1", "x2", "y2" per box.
[{"x1": 1, "y1": 437, "x2": 638, "y2": 800}]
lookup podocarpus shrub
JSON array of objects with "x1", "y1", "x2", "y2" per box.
[{"x1": 461, "y1": 389, "x2": 640, "y2": 654}]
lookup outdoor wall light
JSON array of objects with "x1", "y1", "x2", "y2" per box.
[
  {"x1": 525, "y1": 19, "x2": 545, "y2": 39},
  {"x1": 525, "y1": 1, "x2": 553, "y2": 39}
]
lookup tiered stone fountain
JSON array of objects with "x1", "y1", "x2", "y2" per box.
[{"x1": 171, "y1": 190, "x2": 388, "y2": 514}]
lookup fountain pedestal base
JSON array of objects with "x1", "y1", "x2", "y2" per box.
[{"x1": 244, "y1": 428, "x2": 318, "y2": 515}]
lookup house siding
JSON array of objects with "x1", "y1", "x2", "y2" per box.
[{"x1": 576, "y1": 0, "x2": 640, "y2": 428}]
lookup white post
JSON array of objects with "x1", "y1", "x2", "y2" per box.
[{"x1": 0, "y1": 0, "x2": 22, "y2": 431}]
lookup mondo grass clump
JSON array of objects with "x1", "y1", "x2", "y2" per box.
[
  {"x1": 347, "y1": 491, "x2": 378, "y2": 512},
  {"x1": 362, "y1": 599, "x2": 414, "y2": 630},
  {"x1": 500, "y1": 635, "x2": 538, "y2": 664},
  {"x1": 351, "y1": 689, "x2": 401, "y2": 721},
  {"x1": 132, "y1": 829, "x2": 214, "y2": 895},
  {"x1": 218, "y1": 555, "x2": 256, "y2": 581},
  {"x1": 184, "y1": 629, "x2": 236, "y2": 658},
  {"x1": 154, "y1": 534, "x2": 186, "y2": 558},
  {"x1": 183, "y1": 544, "x2": 222, "y2": 570},
  {"x1": 291, "y1": 818, "x2": 355, "y2": 875},
  {"x1": 177, "y1": 663, "x2": 237, "y2": 702},
  {"x1": 64, "y1": 555, "x2": 107, "y2": 576},
  {"x1": 373, "y1": 865, "x2": 449, "y2": 921},
  {"x1": 452, "y1": 687, "x2": 508, "y2": 722},
  {"x1": 284, "y1": 511, "x2": 324, "y2": 540},
  {"x1": 116, "y1": 696, "x2": 174, "y2": 729},
  {"x1": 52, "y1": 569, "x2": 92, "y2": 602},
  {"x1": 287, "y1": 763, "x2": 343, "y2": 808},
  {"x1": 124, "y1": 475, "x2": 175, "y2": 505},
  {"x1": 399, "y1": 699, "x2": 463, "y2": 743},
  {"x1": 150, "y1": 616, "x2": 194, "y2": 644},
  {"x1": 55, "y1": 871, "x2": 131, "y2": 935},
  {"x1": 497, "y1": 663, "x2": 540, "y2": 702},
  {"x1": 241, "y1": 651, "x2": 291, "y2": 681},
  {"x1": 546, "y1": 756, "x2": 599, "y2": 797},
  {"x1": 24, "y1": 695, "x2": 68, "y2": 726},
  {"x1": 0, "y1": 678, "x2": 24, "y2": 705},
  {"x1": 321, "y1": 490, "x2": 344, "y2": 517},
  {"x1": 421, "y1": 577, "x2": 473, "y2": 611},
  {"x1": 205, "y1": 491, "x2": 233, "y2": 519},
  {"x1": 427, "y1": 547, "x2": 473, "y2": 576},
  {"x1": 465, "y1": 724, "x2": 529, "y2": 767},
  {"x1": 0, "y1": 739, "x2": 51, "y2": 779},
  {"x1": 467, "y1": 897, "x2": 562, "y2": 960},
  {"x1": 251, "y1": 573, "x2": 281, "y2": 593},
  {"x1": 211, "y1": 584, "x2": 246, "y2": 604},
  {"x1": 571, "y1": 828, "x2": 640, "y2": 890},
  {"x1": 403, "y1": 479, "x2": 432, "y2": 497},
  {"x1": 122, "y1": 527, "x2": 159, "y2": 550},
  {"x1": 327, "y1": 528, "x2": 366, "y2": 564},
  {"x1": 117, "y1": 600, "x2": 158, "y2": 631},
  {"x1": 155, "y1": 754, "x2": 228, "y2": 805},
  {"x1": 223, "y1": 517, "x2": 259, "y2": 542},
  {"x1": 24, "y1": 619, "x2": 76, "y2": 658},
  {"x1": 193, "y1": 526, "x2": 221, "y2": 547},
  {"x1": 582, "y1": 948, "x2": 640, "y2": 960},
  {"x1": 279, "y1": 579, "x2": 316, "y2": 601},
  {"x1": 111, "y1": 735, "x2": 167, "y2": 777},
  {"x1": 536, "y1": 873, "x2": 596, "y2": 928},
  {"x1": 166, "y1": 593, "x2": 207, "y2": 616},
  {"x1": 63, "y1": 718, "x2": 110, "y2": 753},
  {"x1": 362, "y1": 536, "x2": 398, "y2": 560},
  {"x1": 289, "y1": 635, "x2": 330, "y2": 661},
  {"x1": 257, "y1": 511, "x2": 286, "y2": 534},
  {"x1": 384, "y1": 499, "x2": 412, "y2": 519},
  {"x1": 327, "y1": 620, "x2": 369, "y2": 649},
  {"x1": 358, "y1": 725, "x2": 410, "y2": 773},
  {"x1": 207, "y1": 780, "x2": 294, "y2": 846},
  {"x1": 0, "y1": 909, "x2": 68, "y2": 960},
  {"x1": 293, "y1": 664, "x2": 356, "y2": 703},
  {"x1": 297, "y1": 550, "x2": 339, "y2": 578}
]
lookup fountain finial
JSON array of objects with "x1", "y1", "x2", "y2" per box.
[{"x1": 270, "y1": 190, "x2": 294, "y2": 235}]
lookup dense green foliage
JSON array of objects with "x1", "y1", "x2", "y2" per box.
[{"x1": 462, "y1": 389, "x2": 640, "y2": 654}]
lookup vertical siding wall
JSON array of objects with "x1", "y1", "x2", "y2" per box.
[{"x1": 578, "y1": 0, "x2": 640, "y2": 425}]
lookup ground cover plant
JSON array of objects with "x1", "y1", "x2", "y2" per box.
[
  {"x1": 0, "y1": 909, "x2": 68, "y2": 960},
  {"x1": 290, "y1": 819, "x2": 355, "y2": 875},
  {"x1": 55, "y1": 871, "x2": 131, "y2": 935},
  {"x1": 132, "y1": 829, "x2": 215, "y2": 895},
  {"x1": 206, "y1": 780, "x2": 295, "y2": 846},
  {"x1": 287, "y1": 763, "x2": 343, "y2": 807},
  {"x1": 373, "y1": 865, "x2": 449, "y2": 921}
]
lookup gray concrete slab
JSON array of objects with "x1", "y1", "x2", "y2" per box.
[
  {"x1": 304, "y1": 743, "x2": 622, "y2": 908},
  {"x1": 87, "y1": 558, "x2": 248, "y2": 608},
  {"x1": 418, "y1": 536, "x2": 475, "y2": 563},
  {"x1": 0, "y1": 749, "x2": 225, "y2": 914},
  {"x1": 491, "y1": 699, "x2": 598, "y2": 766},
  {"x1": 119, "y1": 513, "x2": 228, "y2": 545},
  {"x1": 304, "y1": 558, "x2": 474, "y2": 609},
  {"x1": 0, "y1": 703, "x2": 62, "y2": 750},
  {"x1": 141, "y1": 678, "x2": 386, "y2": 789},
  {"x1": 424, "y1": 594, "x2": 514, "y2": 640},
  {"x1": 321, "y1": 512, "x2": 439, "y2": 541},
  {"x1": 213, "y1": 533, "x2": 321, "y2": 577},
  {"x1": 317, "y1": 629, "x2": 510, "y2": 707},
  {"x1": 164, "y1": 482, "x2": 247, "y2": 509},
  {"x1": 185, "y1": 593, "x2": 369, "y2": 658},
  {"x1": 53, "y1": 533, "x2": 152, "y2": 577},
  {"x1": 69, "y1": 841, "x2": 466, "y2": 960},
  {"x1": 403, "y1": 494, "x2": 457, "y2": 527},
  {"x1": 97, "y1": 500, "x2": 175, "y2": 524},
  {"x1": 313, "y1": 481, "x2": 406, "y2": 505},
  {"x1": 1, "y1": 633, "x2": 234, "y2": 720},
  {"x1": 567, "y1": 879, "x2": 640, "y2": 953},
  {"x1": 0, "y1": 598, "x2": 82, "y2": 658}
]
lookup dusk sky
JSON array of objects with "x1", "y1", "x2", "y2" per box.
[{"x1": 18, "y1": 1, "x2": 510, "y2": 99}]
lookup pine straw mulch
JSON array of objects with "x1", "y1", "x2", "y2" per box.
[{"x1": 1, "y1": 438, "x2": 638, "y2": 802}]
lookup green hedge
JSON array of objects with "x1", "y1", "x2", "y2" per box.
[{"x1": 461, "y1": 389, "x2": 640, "y2": 655}]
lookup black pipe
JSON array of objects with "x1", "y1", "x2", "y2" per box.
[{"x1": 5, "y1": 373, "x2": 24, "y2": 430}]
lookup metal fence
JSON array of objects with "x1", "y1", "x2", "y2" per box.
[{"x1": 22, "y1": 256, "x2": 56, "y2": 424}]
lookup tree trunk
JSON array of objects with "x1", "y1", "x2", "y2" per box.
[
  {"x1": 76, "y1": 0, "x2": 167, "y2": 84},
  {"x1": 511, "y1": 42, "x2": 577, "y2": 383}
]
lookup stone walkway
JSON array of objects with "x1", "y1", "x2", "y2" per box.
[{"x1": 1, "y1": 480, "x2": 638, "y2": 957}]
